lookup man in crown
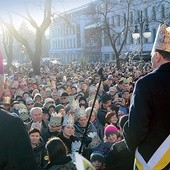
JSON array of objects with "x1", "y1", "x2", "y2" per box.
[{"x1": 124, "y1": 24, "x2": 170, "y2": 170}]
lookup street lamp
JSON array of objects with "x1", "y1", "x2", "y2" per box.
[{"x1": 132, "y1": 11, "x2": 151, "y2": 73}]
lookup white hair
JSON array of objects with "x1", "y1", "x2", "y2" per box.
[{"x1": 30, "y1": 107, "x2": 43, "y2": 117}]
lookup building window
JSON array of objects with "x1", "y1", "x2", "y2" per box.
[
  {"x1": 152, "y1": 28, "x2": 156, "y2": 43},
  {"x1": 112, "y1": 16, "x2": 115, "y2": 27},
  {"x1": 104, "y1": 54, "x2": 110, "y2": 61},
  {"x1": 152, "y1": 6, "x2": 156, "y2": 21},
  {"x1": 117, "y1": 36, "x2": 121, "y2": 45},
  {"x1": 103, "y1": 32, "x2": 110, "y2": 46},
  {"x1": 117, "y1": 15, "x2": 120, "y2": 27},
  {"x1": 144, "y1": 8, "x2": 148, "y2": 23},
  {"x1": 130, "y1": 11, "x2": 133, "y2": 24},
  {"x1": 124, "y1": 13, "x2": 126, "y2": 26},
  {"x1": 161, "y1": 4, "x2": 165, "y2": 19},
  {"x1": 144, "y1": 37, "x2": 148, "y2": 44}
]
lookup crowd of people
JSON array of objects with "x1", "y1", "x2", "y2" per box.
[
  {"x1": 0, "y1": 23, "x2": 170, "y2": 170},
  {"x1": 0, "y1": 58, "x2": 151, "y2": 170}
]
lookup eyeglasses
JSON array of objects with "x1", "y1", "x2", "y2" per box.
[{"x1": 61, "y1": 97, "x2": 67, "y2": 100}]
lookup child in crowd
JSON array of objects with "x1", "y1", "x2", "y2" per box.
[
  {"x1": 93, "y1": 125, "x2": 120, "y2": 157},
  {"x1": 90, "y1": 151, "x2": 106, "y2": 170}
]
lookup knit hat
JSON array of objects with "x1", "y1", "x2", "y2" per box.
[
  {"x1": 104, "y1": 125, "x2": 119, "y2": 137},
  {"x1": 34, "y1": 102, "x2": 43, "y2": 108},
  {"x1": 44, "y1": 98, "x2": 55, "y2": 104},
  {"x1": 101, "y1": 94, "x2": 111, "y2": 104},
  {"x1": 90, "y1": 151, "x2": 105, "y2": 163},
  {"x1": 55, "y1": 104, "x2": 65, "y2": 113}
]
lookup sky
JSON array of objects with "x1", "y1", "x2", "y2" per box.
[{"x1": 0, "y1": 0, "x2": 94, "y2": 28}]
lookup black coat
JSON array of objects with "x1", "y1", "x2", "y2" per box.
[
  {"x1": 105, "y1": 139, "x2": 134, "y2": 170},
  {"x1": 0, "y1": 108, "x2": 38, "y2": 170},
  {"x1": 124, "y1": 63, "x2": 170, "y2": 164}
]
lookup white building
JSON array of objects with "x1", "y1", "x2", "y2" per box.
[{"x1": 49, "y1": 0, "x2": 170, "y2": 63}]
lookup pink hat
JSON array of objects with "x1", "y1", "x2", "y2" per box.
[{"x1": 104, "y1": 125, "x2": 119, "y2": 137}]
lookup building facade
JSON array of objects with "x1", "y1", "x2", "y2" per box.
[{"x1": 49, "y1": 0, "x2": 170, "y2": 63}]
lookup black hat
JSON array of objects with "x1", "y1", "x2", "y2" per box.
[
  {"x1": 79, "y1": 96, "x2": 86, "y2": 103},
  {"x1": 101, "y1": 94, "x2": 111, "y2": 104},
  {"x1": 55, "y1": 104, "x2": 65, "y2": 113},
  {"x1": 60, "y1": 92, "x2": 69, "y2": 97},
  {"x1": 28, "y1": 128, "x2": 41, "y2": 136},
  {"x1": 11, "y1": 100, "x2": 19, "y2": 107}
]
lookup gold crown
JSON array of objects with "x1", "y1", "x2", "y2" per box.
[
  {"x1": 152, "y1": 24, "x2": 170, "y2": 53},
  {"x1": 62, "y1": 114, "x2": 74, "y2": 127},
  {"x1": 49, "y1": 112, "x2": 63, "y2": 127},
  {"x1": 75, "y1": 106, "x2": 86, "y2": 119}
]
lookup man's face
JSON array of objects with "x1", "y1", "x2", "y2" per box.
[
  {"x1": 103, "y1": 100, "x2": 112, "y2": 109},
  {"x1": 31, "y1": 110, "x2": 43, "y2": 122},
  {"x1": 151, "y1": 50, "x2": 158, "y2": 69}
]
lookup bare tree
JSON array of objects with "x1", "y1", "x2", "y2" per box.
[
  {"x1": 0, "y1": 0, "x2": 52, "y2": 75},
  {"x1": 0, "y1": 15, "x2": 13, "y2": 74},
  {"x1": 86, "y1": 0, "x2": 132, "y2": 69}
]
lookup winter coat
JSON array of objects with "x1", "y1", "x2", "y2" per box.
[
  {"x1": 33, "y1": 139, "x2": 48, "y2": 169},
  {"x1": 105, "y1": 139, "x2": 134, "y2": 170},
  {"x1": 97, "y1": 105, "x2": 107, "y2": 126},
  {"x1": 45, "y1": 156, "x2": 77, "y2": 170},
  {"x1": 124, "y1": 63, "x2": 170, "y2": 169},
  {"x1": 0, "y1": 108, "x2": 38, "y2": 170}
]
